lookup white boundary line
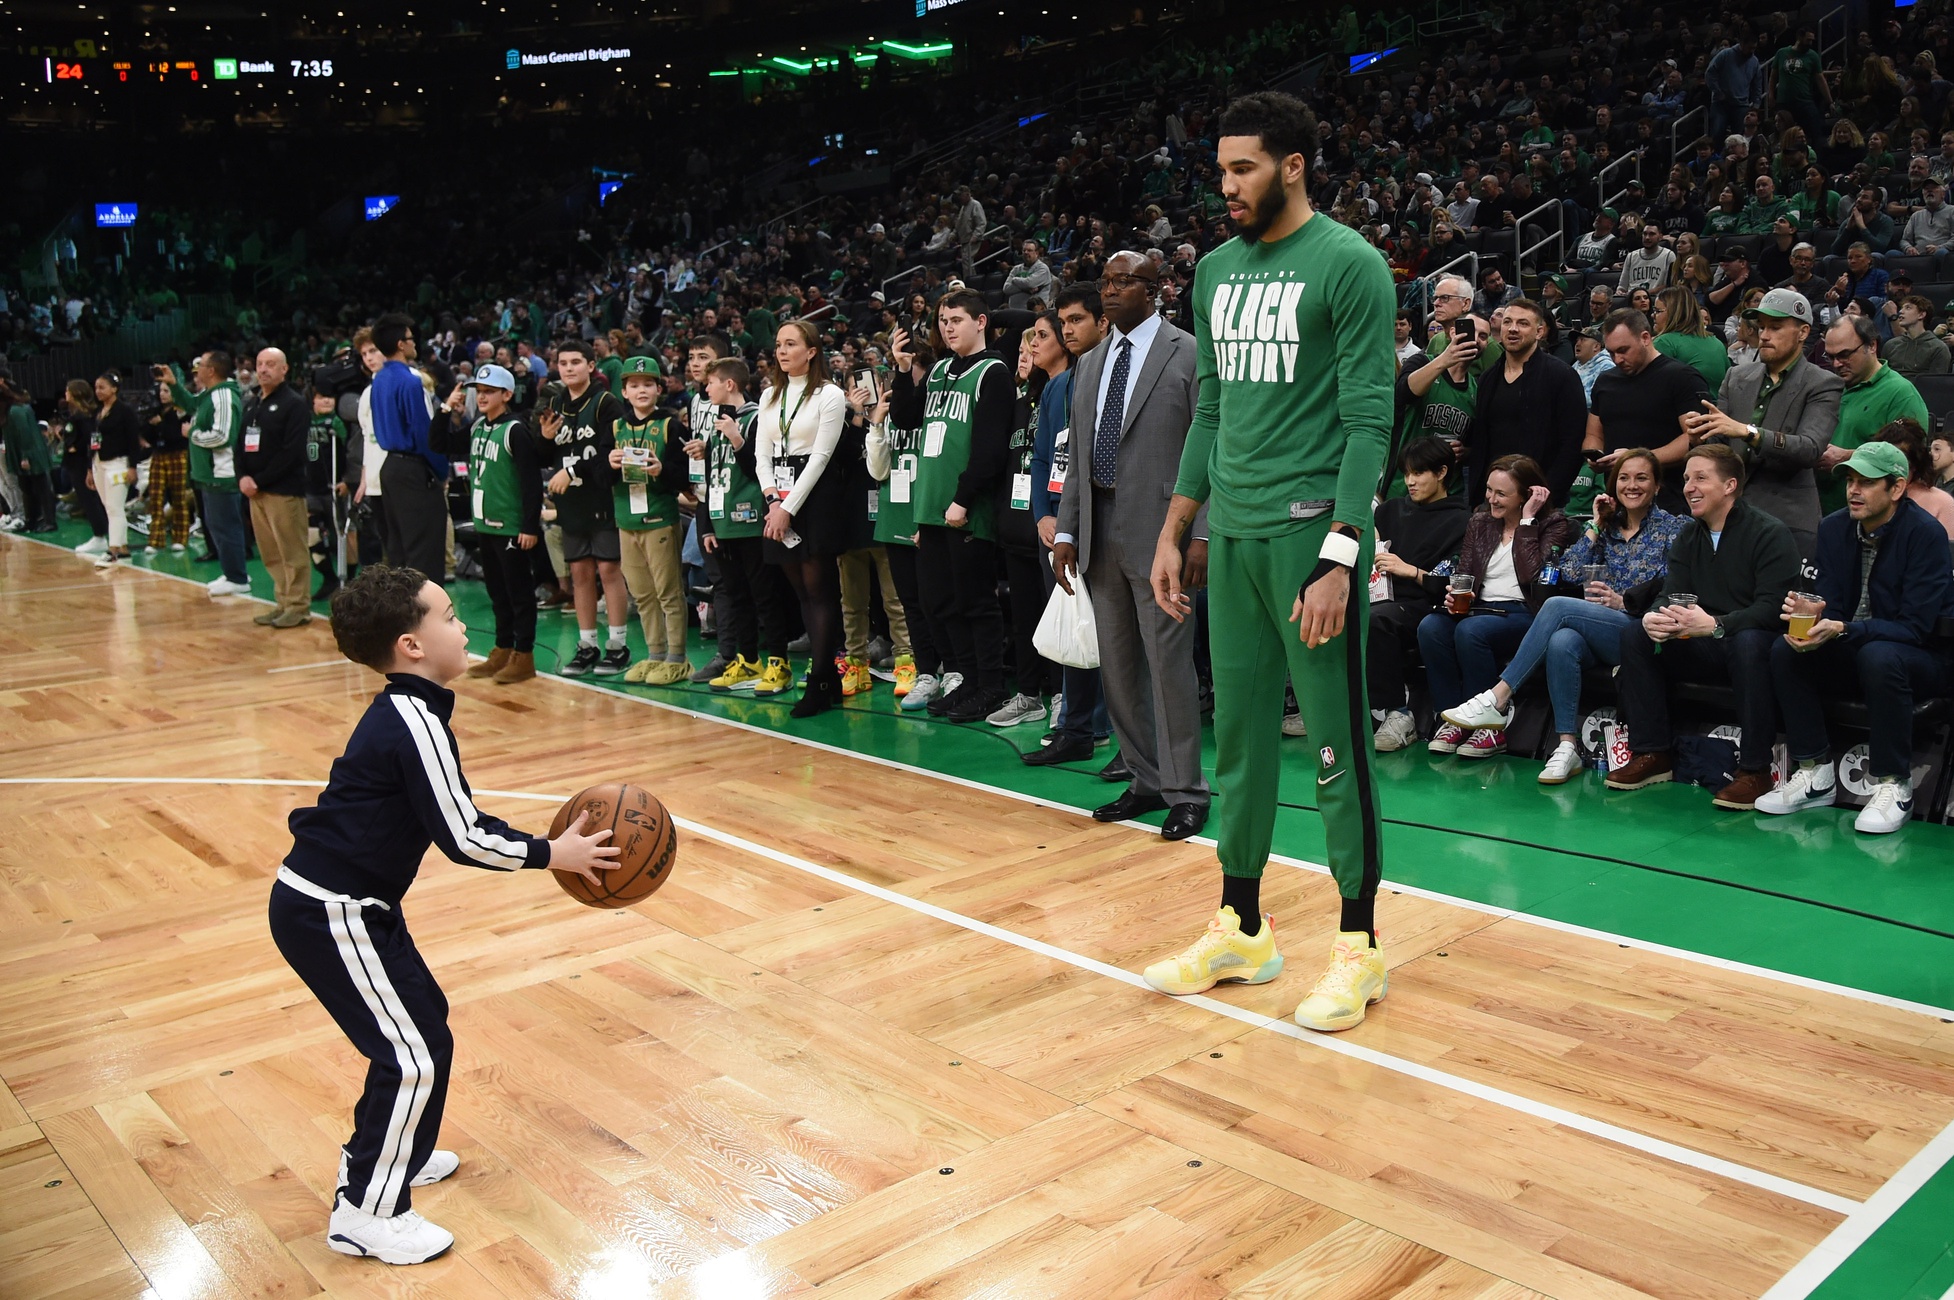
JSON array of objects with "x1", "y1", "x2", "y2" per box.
[
  {"x1": 0, "y1": 580, "x2": 131, "y2": 597},
  {"x1": 1760, "y1": 1116, "x2": 1954, "y2": 1299},
  {"x1": 0, "y1": 773, "x2": 1864, "y2": 1218},
  {"x1": 266, "y1": 659, "x2": 356, "y2": 675},
  {"x1": 7, "y1": 527, "x2": 1954, "y2": 1022}
]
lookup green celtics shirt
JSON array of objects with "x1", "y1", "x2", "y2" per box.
[
  {"x1": 706, "y1": 401, "x2": 766, "y2": 540},
  {"x1": 611, "y1": 412, "x2": 681, "y2": 531},
  {"x1": 873, "y1": 417, "x2": 924, "y2": 547},
  {"x1": 1175, "y1": 214, "x2": 1397, "y2": 536},
  {"x1": 1821, "y1": 362, "x2": 1928, "y2": 514},
  {"x1": 913, "y1": 355, "x2": 1004, "y2": 541},
  {"x1": 469, "y1": 416, "x2": 535, "y2": 537},
  {"x1": 174, "y1": 378, "x2": 244, "y2": 492}
]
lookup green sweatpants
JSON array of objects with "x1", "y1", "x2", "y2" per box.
[{"x1": 1208, "y1": 519, "x2": 1383, "y2": 901}]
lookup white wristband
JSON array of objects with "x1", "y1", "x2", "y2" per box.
[{"x1": 1318, "y1": 530, "x2": 1360, "y2": 568}]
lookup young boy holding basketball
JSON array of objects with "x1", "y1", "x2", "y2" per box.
[{"x1": 271, "y1": 565, "x2": 616, "y2": 1265}]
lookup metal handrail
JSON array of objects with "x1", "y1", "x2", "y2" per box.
[
  {"x1": 1514, "y1": 199, "x2": 1563, "y2": 270},
  {"x1": 760, "y1": 198, "x2": 826, "y2": 236},
  {"x1": 695, "y1": 239, "x2": 732, "y2": 260},
  {"x1": 881, "y1": 262, "x2": 933, "y2": 293},
  {"x1": 1670, "y1": 106, "x2": 1707, "y2": 170},
  {"x1": 1595, "y1": 148, "x2": 1645, "y2": 213},
  {"x1": 1815, "y1": 4, "x2": 1848, "y2": 86}
]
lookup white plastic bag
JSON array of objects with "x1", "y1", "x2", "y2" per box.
[{"x1": 1034, "y1": 573, "x2": 1099, "y2": 669}]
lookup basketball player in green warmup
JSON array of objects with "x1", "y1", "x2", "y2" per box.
[{"x1": 1146, "y1": 91, "x2": 1399, "y2": 1031}]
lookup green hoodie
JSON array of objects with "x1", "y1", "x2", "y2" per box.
[{"x1": 174, "y1": 378, "x2": 243, "y2": 491}]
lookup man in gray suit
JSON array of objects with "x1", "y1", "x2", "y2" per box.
[
  {"x1": 1680, "y1": 287, "x2": 1842, "y2": 556},
  {"x1": 1052, "y1": 251, "x2": 1210, "y2": 841}
]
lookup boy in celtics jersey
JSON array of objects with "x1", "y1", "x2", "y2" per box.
[
  {"x1": 1147, "y1": 91, "x2": 1399, "y2": 1032},
  {"x1": 430, "y1": 364, "x2": 544, "y2": 684},
  {"x1": 691, "y1": 357, "x2": 793, "y2": 694},
  {"x1": 606, "y1": 356, "x2": 694, "y2": 685}
]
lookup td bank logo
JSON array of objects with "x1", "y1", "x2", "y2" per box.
[{"x1": 213, "y1": 58, "x2": 237, "y2": 79}]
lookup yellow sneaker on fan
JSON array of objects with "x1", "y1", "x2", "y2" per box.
[
  {"x1": 1292, "y1": 931, "x2": 1388, "y2": 1032},
  {"x1": 1142, "y1": 906, "x2": 1283, "y2": 995},
  {"x1": 841, "y1": 656, "x2": 870, "y2": 696},
  {"x1": 752, "y1": 656, "x2": 794, "y2": 696},
  {"x1": 892, "y1": 654, "x2": 917, "y2": 696},
  {"x1": 709, "y1": 655, "x2": 762, "y2": 691}
]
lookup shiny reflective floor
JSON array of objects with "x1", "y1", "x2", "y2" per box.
[{"x1": 3, "y1": 535, "x2": 1952, "y2": 1299}]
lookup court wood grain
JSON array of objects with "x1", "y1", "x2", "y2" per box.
[{"x1": 0, "y1": 538, "x2": 1945, "y2": 1298}]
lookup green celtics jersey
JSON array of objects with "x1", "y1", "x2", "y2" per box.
[
  {"x1": 470, "y1": 416, "x2": 527, "y2": 537},
  {"x1": 611, "y1": 413, "x2": 680, "y2": 531},
  {"x1": 707, "y1": 402, "x2": 766, "y2": 539},
  {"x1": 874, "y1": 418, "x2": 925, "y2": 546},
  {"x1": 913, "y1": 355, "x2": 1003, "y2": 541},
  {"x1": 1175, "y1": 215, "x2": 1397, "y2": 536}
]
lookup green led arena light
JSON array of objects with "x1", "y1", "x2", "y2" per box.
[{"x1": 880, "y1": 40, "x2": 952, "y2": 58}]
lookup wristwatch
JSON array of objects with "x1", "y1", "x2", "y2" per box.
[
  {"x1": 1745, "y1": 423, "x2": 1761, "y2": 446},
  {"x1": 1710, "y1": 617, "x2": 1727, "y2": 639}
]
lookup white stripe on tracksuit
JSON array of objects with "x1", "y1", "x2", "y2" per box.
[
  {"x1": 323, "y1": 895, "x2": 437, "y2": 1217},
  {"x1": 388, "y1": 695, "x2": 530, "y2": 870}
]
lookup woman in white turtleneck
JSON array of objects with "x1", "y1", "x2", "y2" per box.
[{"x1": 755, "y1": 319, "x2": 854, "y2": 716}]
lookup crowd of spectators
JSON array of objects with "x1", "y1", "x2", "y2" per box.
[{"x1": 8, "y1": 0, "x2": 1954, "y2": 831}]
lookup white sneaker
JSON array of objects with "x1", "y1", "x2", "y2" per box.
[
  {"x1": 207, "y1": 578, "x2": 252, "y2": 596},
  {"x1": 143, "y1": 543, "x2": 159, "y2": 554},
  {"x1": 1855, "y1": 780, "x2": 1914, "y2": 834},
  {"x1": 0, "y1": 516, "x2": 22, "y2": 532},
  {"x1": 327, "y1": 1197, "x2": 454, "y2": 1265},
  {"x1": 92, "y1": 551, "x2": 120, "y2": 569},
  {"x1": 1373, "y1": 710, "x2": 1418, "y2": 752},
  {"x1": 898, "y1": 673, "x2": 940, "y2": 712},
  {"x1": 411, "y1": 1150, "x2": 459, "y2": 1186},
  {"x1": 986, "y1": 693, "x2": 1048, "y2": 727},
  {"x1": 1280, "y1": 712, "x2": 1308, "y2": 737},
  {"x1": 1538, "y1": 740, "x2": 1583, "y2": 785},
  {"x1": 75, "y1": 536, "x2": 108, "y2": 556},
  {"x1": 1755, "y1": 763, "x2": 1837, "y2": 816},
  {"x1": 170, "y1": 542, "x2": 187, "y2": 553},
  {"x1": 1442, "y1": 689, "x2": 1513, "y2": 732}
]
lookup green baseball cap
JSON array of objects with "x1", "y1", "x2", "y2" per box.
[
  {"x1": 1840, "y1": 441, "x2": 1910, "y2": 481},
  {"x1": 619, "y1": 355, "x2": 662, "y2": 378}
]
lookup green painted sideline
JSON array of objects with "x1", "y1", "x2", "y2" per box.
[{"x1": 1809, "y1": 1150, "x2": 1954, "y2": 1300}]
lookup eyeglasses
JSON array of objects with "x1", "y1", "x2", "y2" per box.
[
  {"x1": 1434, "y1": 292, "x2": 1469, "y2": 301},
  {"x1": 1101, "y1": 275, "x2": 1154, "y2": 291},
  {"x1": 1829, "y1": 341, "x2": 1867, "y2": 363}
]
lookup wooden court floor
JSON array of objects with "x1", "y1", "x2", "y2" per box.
[{"x1": 3, "y1": 537, "x2": 1953, "y2": 1299}]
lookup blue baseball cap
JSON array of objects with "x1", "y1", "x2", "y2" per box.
[{"x1": 467, "y1": 363, "x2": 516, "y2": 392}]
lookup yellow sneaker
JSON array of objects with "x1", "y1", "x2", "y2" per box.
[
  {"x1": 621, "y1": 659, "x2": 654, "y2": 683},
  {"x1": 1142, "y1": 906, "x2": 1283, "y2": 995},
  {"x1": 647, "y1": 661, "x2": 692, "y2": 685},
  {"x1": 710, "y1": 655, "x2": 763, "y2": 691},
  {"x1": 892, "y1": 654, "x2": 917, "y2": 696},
  {"x1": 1292, "y1": 931, "x2": 1388, "y2": 1032},
  {"x1": 841, "y1": 655, "x2": 871, "y2": 696},
  {"x1": 752, "y1": 656, "x2": 794, "y2": 696}
]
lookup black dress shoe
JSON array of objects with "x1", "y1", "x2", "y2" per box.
[
  {"x1": 1022, "y1": 735, "x2": 1095, "y2": 766},
  {"x1": 1092, "y1": 789, "x2": 1167, "y2": 822},
  {"x1": 1159, "y1": 803, "x2": 1209, "y2": 841},
  {"x1": 1099, "y1": 754, "x2": 1134, "y2": 782}
]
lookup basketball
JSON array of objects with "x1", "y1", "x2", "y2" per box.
[{"x1": 547, "y1": 783, "x2": 677, "y2": 909}]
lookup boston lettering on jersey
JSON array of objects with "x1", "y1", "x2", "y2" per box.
[
  {"x1": 1208, "y1": 274, "x2": 1307, "y2": 385},
  {"x1": 922, "y1": 385, "x2": 973, "y2": 424}
]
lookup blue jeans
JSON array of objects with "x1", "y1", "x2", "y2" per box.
[
  {"x1": 1054, "y1": 665, "x2": 1112, "y2": 741},
  {"x1": 1416, "y1": 601, "x2": 1533, "y2": 712},
  {"x1": 200, "y1": 487, "x2": 249, "y2": 584},
  {"x1": 1497, "y1": 596, "x2": 1635, "y2": 735}
]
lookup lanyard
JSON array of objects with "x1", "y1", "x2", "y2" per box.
[{"x1": 777, "y1": 379, "x2": 813, "y2": 440}]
